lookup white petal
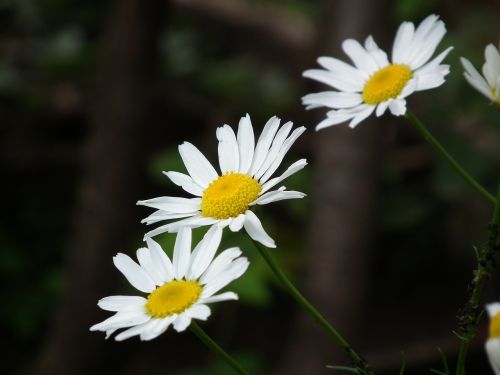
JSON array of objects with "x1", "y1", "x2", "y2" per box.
[
  {"x1": 364, "y1": 35, "x2": 389, "y2": 68},
  {"x1": 249, "y1": 116, "x2": 281, "y2": 176},
  {"x1": 303, "y1": 68, "x2": 363, "y2": 92},
  {"x1": 141, "y1": 211, "x2": 197, "y2": 225},
  {"x1": 140, "y1": 317, "x2": 174, "y2": 341},
  {"x1": 90, "y1": 310, "x2": 150, "y2": 332},
  {"x1": 200, "y1": 291, "x2": 238, "y2": 304},
  {"x1": 144, "y1": 215, "x2": 218, "y2": 238},
  {"x1": 237, "y1": 114, "x2": 255, "y2": 174},
  {"x1": 461, "y1": 57, "x2": 494, "y2": 99},
  {"x1": 146, "y1": 237, "x2": 175, "y2": 282},
  {"x1": 199, "y1": 247, "x2": 242, "y2": 285},
  {"x1": 259, "y1": 126, "x2": 306, "y2": 184},
  {"x1": 173, "y1": 227, "x2": 192, "y2": 279},
  {"x1": 163, "y1": 171, "x2": 204, "y2": 196},
  {"x1": 414, "y1": 69, "x2": 447, "y2": 91},
  {"x1": 375, "y1": 101, "x2": 390, "y2": 117},
  {"x1": 388, "y1": 99, "x2": 407, "y2": 116},
  {"x1": 342, "y1": 39, "x2": 379, "y2": 75},
  {"x1": 97, "y1": 296, "x2": 146, "y2": 312},
  {"x1": 254, "y1": 190, "x2": 306, "y2": 205},
  {"x1": 173, "y1": 313, "x2": 192, "y2": 332},
  {"x1": 114, "y1": 322, "x2": 149, "y2": 341},
  {"x1": 254, "y1": 121, "x2": 293, "y2": 180},
  {"x1": 407, "y1": 18, "x2": 446, "y2": 69},
  {"x1": 487, "y1": 303, "x2": 500, "y2": 318},
  {"x1": 216, "y1": 124, "x2": 239, "y2": 174},
  {"x1": 486, "y1": 339, "x2": 500, "y2": 375},
  {"x1": 201, "y1": 258, "x2": 249, "y2": 298},
  {"x1": 243, "y1": 210, "x2": 275, "y2": 248},
  {"x1": 315, "y1": 111, "x2": 357, "y2": 130},
  {"x1": 187, "y1": 225, "x2": 223, "y2": 280},
  {"x1": 113, "y1": 253, "x2": 156, "y2": 293},
  {"x1": 228, "y1": 214, "x2": 246, "y2": 232},
  {"x1": 416, "y1": 46, "x2": 453, "y2": 75},
  {"x1": 317, "y1": 56, "x2": 368, "y2": 82},
  {"x1": 137, "y1": 196, "x2": 201, "y2": 213},
  {"x1": 261, "y1": 159, "x2": 307, "y2": 193},
  {"x1": 186, "y1": 304, "x2": 211, "y2": 320},
  {"x1": 348, "y1": 105, "x2": 375, "y2": 128},
  {"x1": 178, "y1": 142, "x2": 218, "y2": 188},
  {"x1": 302, "y1": 91, "x2": 363, "y2": 110},
  {"x1": 392, "y1": 21, "x2": 415, "y2": 63},
  {"x1": 483, "y1": 44, "x2": 500, "y2": 88},
  {"x1": 136, "y1": 248, "x2": 163, "y2": 285}
]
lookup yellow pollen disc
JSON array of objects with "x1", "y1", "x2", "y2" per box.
[
  {"x1": 145, "y1": 280, "x2": 202, "y2": 318},
  {"x1": 490, "y1": 313, "x2": 500, "y2": 339},
  {"x1": 201, "y1": 172, "x2": 261, "y2": 219},
  {"x1": 362, "y1": 64, "x2": 413, "y2": 105}
]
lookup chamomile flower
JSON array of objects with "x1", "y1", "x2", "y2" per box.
[
  {"x1": 90, "y1": 226, "x2": 249, "y2": 341},
  {"x1": 137, "y1": 114, "x2": 307, "y2": 248},
  {"x1": 302, "y1": 14, "x2": 453, "y2": 129},
  {"x1": 461, "y1": 43, "x2": 500, "y2": 105},
  {"x1": 486, "y1": 303, "x2": 500, "y2": 375}
]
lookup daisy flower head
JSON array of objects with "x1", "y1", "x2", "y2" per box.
[
  {"x1": 90, "y1": 226, "x2": 249, "y2": 341},
  {"x1": 486, "y1": 302, "x2": 500, "y2": 375},
  {"x1": 302, "y1": 14, "x2": 453, "y2": 130},
  {"x1": 137, "y1": 114, "x2": 307, "y2": 248},
  {"x1": 461, "y1": 43, "x2": 500, "y2": 105}
]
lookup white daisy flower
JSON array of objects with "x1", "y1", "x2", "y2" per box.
[
  {"x1": 461, "y1": 43, "x2": 500, "y2": 105},
  {"x1": 302, "y1": 14, "x2": 453, "y2": 130},
  {"x1": 90, "y1": 226, "x2": 249, "y2": 341},
  {"x1": 137, "y1": 114, "x2": 307, "y2": 248},
  {"x1": 486, "y1": 303, "x2": 500, "y2": 375}
]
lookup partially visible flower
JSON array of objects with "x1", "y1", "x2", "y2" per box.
[
  {"x1": 302, "y1": 14, "x2": 453, "y2": 130},
  {"x1": 90, "y1": 226, "x2": 249, "y2": 341},
  {"x1": 137, "y1": 114, "x2": 307, "y2": 248},
  {"x1": 461, "y1": 43, "x2": 500, "y2": 105},
  {"x1": 486, "y1": 302, "x2": 500, "y2": 374}
]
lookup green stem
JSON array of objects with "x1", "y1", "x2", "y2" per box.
[
  {"x1": 190, "y1": 321, "x2": 250, "y2": 375},
  {"x1": 405, "y1": 109, "x2": 496, "y2": 205},
  {"x1": 250, "y1": 238, "x2": 373, "y2": 375},
  {"x1": 454, "y1": 186, "x2": 500, "y2": 375}
]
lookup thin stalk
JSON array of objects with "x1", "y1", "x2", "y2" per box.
[
  {"x1": 190, "y1": 321, "x2": 250, "y2": 375},
  {"x1": 405, "y1": 109, "x2": 496, "y2": 205},
  {"x1": 250, "y1": 238, "x2": 374, "y2": 375},
  {"x1": 454, "y1": 186, "x2": 500, "y2": 375}
]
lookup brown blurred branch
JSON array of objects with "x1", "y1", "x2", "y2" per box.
[
  {"x1": 33, "y1": 0, "x2": 164, "y2": 374},
  {"x1": 172, "y1": 0, "x2": 314, "y2": 52}
]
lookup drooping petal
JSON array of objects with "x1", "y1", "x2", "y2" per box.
[{"x1": 243, "y1": 210, "x2": 275, "y2": 248}]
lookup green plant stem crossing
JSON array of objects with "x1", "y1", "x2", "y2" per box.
[
  {"x1": 190, "y1": 321, "x2": 250, "y2": 375},
  {"x1": 405, "y1": 109, "x2": 496, "y2": 205},
  {"x1": 250, "y1": 238, "x2": 374, "y2": 375}
]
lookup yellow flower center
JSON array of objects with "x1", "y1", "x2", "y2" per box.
[
  {"x1": 362, "y1": 64, "x2": 413, "y2": 105},
  {"x1": 490, "y1": 312, "x2": 500, "y2": 339},
  {"x1": 201, "y1": 172, "x2": 261, "y2": 219},
  {"x1": 145, "y1": 280, "x2": 202, "y2": 318}
]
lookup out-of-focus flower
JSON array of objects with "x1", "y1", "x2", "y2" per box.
[
  {"x1": 138, "y1": 114, "x2": 307, "y2": 248},
  {"x1": 302, "y1": 14, "x2": 453, "y2": 129},
  {"x1": 90, "y1": 226, "x2": 248, "y2": 341},
  {"x1": 461, "y1": 43, "x2": 500, "y2": 105},
  {"x1": 486, "y1": 302, "x2": 500, "y2": 374}
]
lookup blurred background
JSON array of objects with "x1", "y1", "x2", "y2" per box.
[{"x1": 1, "y1": 0, "x2": 500, "y2": 374}]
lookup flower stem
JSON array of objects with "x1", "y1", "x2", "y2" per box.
[
  {"x1": 190, "y1": 321, "x2": 250, "y2": 375},
  {"x1": 454, "y1": 185, "x2": 500, "y2": 375},
  {"x1": 405, "y1": 109, "x2": 496, "y2": 205},
  {"x1": 250, "y1": 238, "x2": 374, "y2": 375}
]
